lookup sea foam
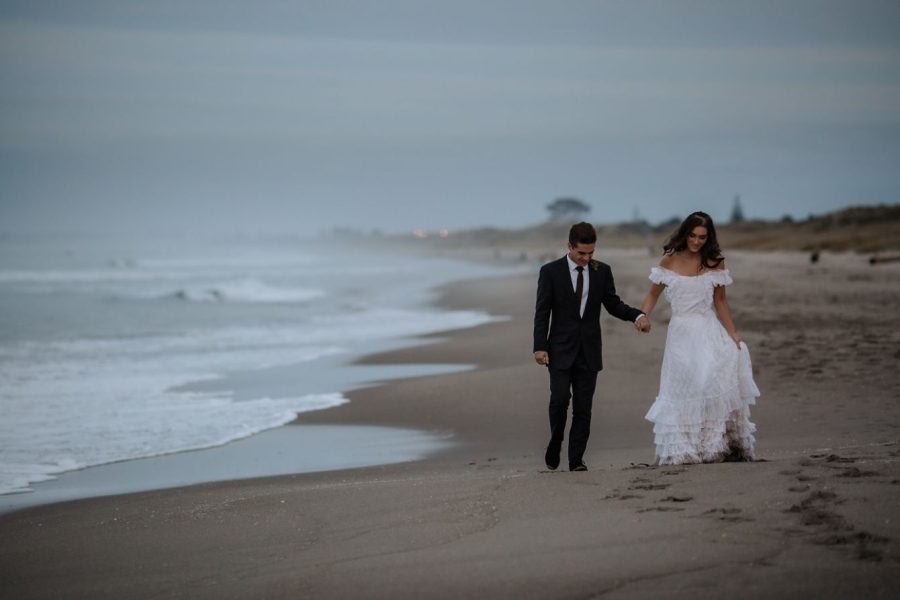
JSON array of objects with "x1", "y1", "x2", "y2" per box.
[{"x1": 0, "y1": 308, "x2": 502, "y2": 495}]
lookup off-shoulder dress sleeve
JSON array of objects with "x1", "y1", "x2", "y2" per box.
[
  {"x1": 708, "y1": 269, "x2": 733, "y2": 287},
  {"x1": 649, "y1": 266, "x2": 671, "y2": 286}
]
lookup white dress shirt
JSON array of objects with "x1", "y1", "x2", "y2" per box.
[{"x1": 566, "y1": 255, "x2": 589, "y2": 317}]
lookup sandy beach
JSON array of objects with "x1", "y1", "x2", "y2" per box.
[{"x1": 2, "y1": 248, "x2": 899, "y2": 599}]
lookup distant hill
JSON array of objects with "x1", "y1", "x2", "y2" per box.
[
  {"x1": 411, "y1": 204, "x2": 900, "y2": 253},
  {"x1": 717, "y1": 205, "x2": 900, "y2": 252}
]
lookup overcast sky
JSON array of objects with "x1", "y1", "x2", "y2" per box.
[{"x1": 1, "y1": 0, "x2": 899, "y2": 236}]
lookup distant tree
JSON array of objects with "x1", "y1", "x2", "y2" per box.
[
  {"x1": 730, "y1": 194, "x2": 745, "y2": 223},
  {"x1": 546, "y1": 197, "x2": 591, "y2": 221}
]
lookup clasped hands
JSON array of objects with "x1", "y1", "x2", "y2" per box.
[{"x1": 634, "y1": 315, "x2": 651, "y2": 333}]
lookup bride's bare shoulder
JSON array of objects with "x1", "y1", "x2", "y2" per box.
[{"x1": 659, "y1": 254, "x2": 676, "y2": 268}]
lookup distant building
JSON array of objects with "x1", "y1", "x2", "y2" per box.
[{"x1": 730, "y1": 194, "x2": 745, "y2": 223}]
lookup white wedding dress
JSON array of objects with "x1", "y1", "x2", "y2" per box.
[{"x1": 644, "y1": 267, "x2": 760, "y2": 465}]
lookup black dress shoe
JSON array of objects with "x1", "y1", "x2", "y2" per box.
[
  {"x1": 570, "y1": 462, "x2": 588, "y2": 472},
  {"x1": 545, "y1": 444, "x2": 560, "y2": 470}
]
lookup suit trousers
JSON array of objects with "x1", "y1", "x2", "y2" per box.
[{"x1": 548, "y1": 349, "x2": 598, "y2": 466}]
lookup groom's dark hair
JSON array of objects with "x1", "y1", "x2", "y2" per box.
[{"x1": 569, "y1": 222, "x2": 597, "y2": 245}]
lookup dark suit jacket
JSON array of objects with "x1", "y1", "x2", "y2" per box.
[{"x1": 533, "y1": 256, "x2": 642, "y2": 372}]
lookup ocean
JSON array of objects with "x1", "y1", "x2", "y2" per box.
[{"x1": 0, "y1": 232, "x2": 512, "y2": 499}]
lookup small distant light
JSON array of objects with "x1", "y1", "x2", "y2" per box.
[
  {"x1": 413, "y1": 229, "x2": 428, "y2": 238},
  {"x1": 439, "y1": 229, "x2": 449, "y2": 238}
]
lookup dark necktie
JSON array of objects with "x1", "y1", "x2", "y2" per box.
[{"x1": 575, "y1": 266, "x2": 584, "y2": 315}]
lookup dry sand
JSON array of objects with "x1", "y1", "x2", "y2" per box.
[{"x1": 1, "y1": 249, "x2": 899, "y2": 599}]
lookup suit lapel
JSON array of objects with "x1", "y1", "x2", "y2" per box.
[{"x1": 585, "y1": 261, "x2": 602, "y2": 315}]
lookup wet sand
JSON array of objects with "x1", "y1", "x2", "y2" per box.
[{"x1": 1, "y1": 250, "x2": 898, "y2": 599}]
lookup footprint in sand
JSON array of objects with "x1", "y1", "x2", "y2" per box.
[
  {"x1": 704, "y1": 507, "x2": 754, "y2": 522},
  {"x1": 602, "y1": 491, "x2": 644, "y2": 500},
  {"x1": 660, "y1": 495, "x2": 693, "y2": 503},
  {"x1": 704, "y1": 507, "x2": 742, "y2": 515},
  {"x1": 629, "y1": 483, "x2": 671, "y2": 491},
  {"x1": 785, "y1": 490, "x2": 849, "y2": 531},
  {"x1": 836, "y1": 467, "x2": 880, "y2": 478},
  {"x1": 628, "y1": 474, "x2": 673, "y2": 491},
  {"x1": 637, "y1": 506, "x2": 685, "y2": 513},
  {"x1": 816, "y1": 531, "x2": 891, "y2": 561},
  {"x1": 796, "y1": 490, "x2": 840, "y2": 504},
  {"x1": 824, "y1": 454, "x2": 857, "y2": 463}
]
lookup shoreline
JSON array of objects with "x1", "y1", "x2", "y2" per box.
[
  {"x1": 0, "y1": 236, "x2": 519, "y2": 505},
  {"x1": 2, "y1": 250, "x2": 898, "y2": 599},
  {"x1": 0, "y1": 320, "x2": 494, "y2": 515}
]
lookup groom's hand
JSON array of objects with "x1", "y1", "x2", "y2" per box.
[
  {"x1": 534, "y1": 351, "x2": 549, "y2": 366},
  {"x1": 634, "y1": 315, "x2": 651, "y2": 333}
]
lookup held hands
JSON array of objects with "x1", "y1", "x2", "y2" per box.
[
  {"x1": 634, "y1": 315, "x2": 651, "y2": 333},
  {"x1": 533, "y1": 351, "x2": 550, "y2": 366}
]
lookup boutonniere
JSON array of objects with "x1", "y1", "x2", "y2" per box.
[{"x1": 590, "y1": 260, "x2": 600, "y2": 272}]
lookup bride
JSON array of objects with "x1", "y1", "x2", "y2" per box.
[{"x1": 639, "y1": 211, "x2": 760, "y2": 465}]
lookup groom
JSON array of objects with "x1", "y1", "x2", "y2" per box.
[{"x1": 533, "y1": 222, "x2": 650, "y2": 471}]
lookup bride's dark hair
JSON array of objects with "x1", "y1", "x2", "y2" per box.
[{"x1": 663, "y1": 211, "x2": 724, "y2": 271}]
